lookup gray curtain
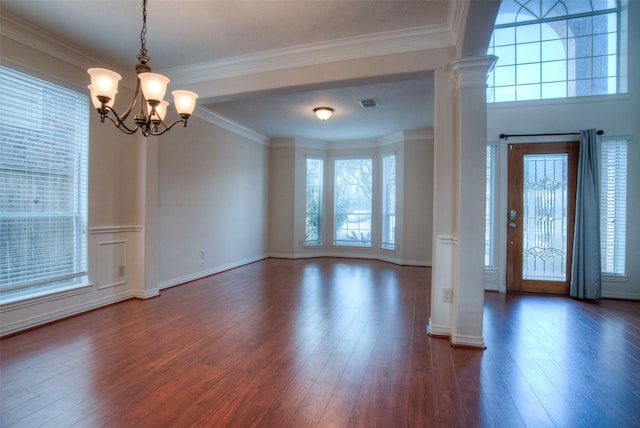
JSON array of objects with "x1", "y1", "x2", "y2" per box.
[{"x1": 570, "y1": 129, "x2": 602, "y2": 299}]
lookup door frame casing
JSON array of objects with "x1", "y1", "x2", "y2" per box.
[{"x1": 506, "y1": 141, "x2": 579, "y2": 294}]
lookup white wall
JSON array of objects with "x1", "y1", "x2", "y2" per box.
[
  {"x1": 157, "y1": 115, "x2": 269, "y2": 288},
  {"x1": 268, "y1": 141, "x2": 297, "y2": 255},
  {"x1": 403, "y1": 132, "x2": 434, "y2": 264},
  {"x1": 486, "y1": 0, "x2": 640, "y2": 299}
]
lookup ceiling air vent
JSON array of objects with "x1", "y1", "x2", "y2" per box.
[{"x1": 358, "y1": 98, "x2": 379, "y2": 108}]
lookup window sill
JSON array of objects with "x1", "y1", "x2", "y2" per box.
[
  {"x1": 333, "y1": 243, "x2": 372, "y2": 248},
  {"x1": 0, "y1": 278, "x2": 93, "y2": 309},
  {"x1": 488, "y1": 93, "x2": 631, "y2": 109},
  {"x1": 602, "y1": 274, "x2": 629, "y2": 284}
]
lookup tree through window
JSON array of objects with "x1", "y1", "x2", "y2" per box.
[{"x1": 334, "y1": 158, "x2": 372, "y2": 246}]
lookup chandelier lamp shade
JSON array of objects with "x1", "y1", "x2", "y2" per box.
[
  {"x1": 313, "y1": 107, "x2": 334, "y2": 121},
  {"x1": 87, "y1": 0, "x2": 198, "y2": 137}
]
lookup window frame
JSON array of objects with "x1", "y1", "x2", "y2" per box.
[
  {"x1": 0, "y1": 65, "x2": 89, "y2": 298},
  {"x1": 333, "y1": 157, "x2": 373, "y2": 247},
  {"x1": 381, "y1": 152, "x2": 396, "y2": 250},
  {"x1": 487, "y1": 0, "x2": 622, "y2": 103},
  {"x1": 304, "y1": 156, "x2": 324, "y2": 246}
]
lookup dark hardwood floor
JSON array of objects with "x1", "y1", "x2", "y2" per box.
[{"x1": 1, "y1": 258, "x2": 639, "y2": 427}]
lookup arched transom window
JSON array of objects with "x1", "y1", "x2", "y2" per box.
[{"x1": 487, "y1": 0, "x2": 621, "y2": 102}]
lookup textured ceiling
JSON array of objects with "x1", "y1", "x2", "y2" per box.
[{"x1": 207, "y1": 76, "x2": 434, "y2": 141}]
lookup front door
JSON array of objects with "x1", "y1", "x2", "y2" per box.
[{"x1": 507, "y1": 142, "x2": 579, "y2": 294}]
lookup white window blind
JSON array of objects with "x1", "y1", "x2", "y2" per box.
[
  {"x1": 600, "y1": 139, "x2": 627, "y2": 275},
  {"x1": 0, "y1": 66, "x2": 89, "y2": 293},
  {"x1": 381, "y1": 153, "x2": 396, "y2": 249},
  {"x1": 485, "y1": 145, "x2": 496, "y2": 268}
]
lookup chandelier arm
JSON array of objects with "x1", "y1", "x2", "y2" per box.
[
  {"x1": 147, "y1": 118, "x2": 189, "y2": 136},
  {"x1": 116, "y1": 78, "x2": 144, "y2": 124},
  {"x1": 101, "y1": 107, "x2": 140, "y2": 134}
]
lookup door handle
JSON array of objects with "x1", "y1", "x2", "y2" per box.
[{"x1": 509, "y1": 209, "x2": 517, "y2": 221}]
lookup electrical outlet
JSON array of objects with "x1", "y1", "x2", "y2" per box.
[
  {"x1": 118, "y1": 265, "x2": 125, "y2": 277},
  {"x1": 200, "y1": 251, "x2": 206, "y2": 260},
  {"x1": 443, "y1": 288, "x2": 453, "y2": 303}
]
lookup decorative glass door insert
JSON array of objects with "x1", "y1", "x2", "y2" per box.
[{"x1": 522, "y1": 153, "x2": 568, "y2": 281}]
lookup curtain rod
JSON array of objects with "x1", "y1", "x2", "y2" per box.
[{"x1": 499, "y1": 130, "x2": 604, "y2": 140}]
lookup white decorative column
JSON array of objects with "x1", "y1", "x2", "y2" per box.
[
  {"x1": 448, "y1": 55, "x2": 497, "y2": 348},
  {"x1": 429, "y1": 67, "x2": 458, "y2": 337},
  {"x1": 131, "y1": 135, "x2": 160, "y2": 299},
  {"x1": 142, "y1": 136, "x2": 159, "y2": 298}
]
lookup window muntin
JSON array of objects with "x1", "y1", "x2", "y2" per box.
[
  {"x1": 305, "y1": 157, "x2": 323, "y2": 245},
  {"x1": 488, "y1": 0, "x2": 620, "y2": 102},
  {"x1": 600, "y1": 139, "x2": 626, "y2": 275},
  {"x1": 0, "y1": 66, "x2": 89, "y2": 294},
  {"x1": 334, "y1": 158, "x2": 372, "y2": 246},
  {"x1": 381, "y1": 153, "x2": 396, "y2": 249}
]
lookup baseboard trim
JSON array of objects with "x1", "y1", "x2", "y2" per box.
[
  {"x1": 158, "y1": 254, "x2": 269, "y2": 290},
  {"x1": 426, "y1": 318, "x2": 451, "y2": 337},
  {"x1": 427, "y1": 319, "x2": 486, "y2": 350},
  {"x1": 450, "y1": 333, "x2": 486, "y2": 350},
  {"x1": 130, "y1": 289, "x2": 161, "y2": 299},
  {"x1": 602, "y1": 291, "x2": 640, "y2": 300},
  {"x1": 269, "y1": 252, "x2": 431, "y2": 267},
  {"x1": 0, "y1": 291, "x2": 134, "y2": 337}
]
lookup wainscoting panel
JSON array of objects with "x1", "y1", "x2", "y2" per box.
[{"x1": 97, "y1": 240, "x2": 127, "y2": 290}]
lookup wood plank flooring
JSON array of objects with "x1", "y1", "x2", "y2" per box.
[{"x1": 1, "y1": 258, "x2": 639, "y2": 427}]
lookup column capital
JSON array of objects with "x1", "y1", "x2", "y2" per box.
[{"x1": 448, "y1": 55, "x2": 498, "y2": 89}]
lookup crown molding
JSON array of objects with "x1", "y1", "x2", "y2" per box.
[
  {"x1": 271, "y1": 129, "x2": 436, "y2": 150},
  {"x1": 449, "y1": 0, "x2": 468, "y2": 49},
  {"x1": 163, "y1": 23, "x2": 459, "y2": 86},
  {"x1": 378, "y1": 128, "x2": 434, "y2": 146},
  {"x1": 294, "y1": 139, "x2": 330, "y2": 149},
  {"x1": 268, "y1": 138, "x2": 296, "y2": 148},
  {"x1": 3, "y1": 1, "x2": 467, "y2": 89},
  {"x1": 378, "y1": 132, "x2": 406, "y2": 147},
  {"x1": 268, "y1": 138, "x2": 333, "y2": 149},
  {"x1": 404, "y1": 128, "x2": 435, "y2": 142},
  {"x1": 194, "y1": 107, "x2": 269, "y2": 145},
  {"x1": 0, "y1": 12, "x2": 137, "y2": 87}
]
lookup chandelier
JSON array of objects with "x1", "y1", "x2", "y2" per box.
[{"x1": 87, "y1": 0, "x2": 198, "y2": 137}]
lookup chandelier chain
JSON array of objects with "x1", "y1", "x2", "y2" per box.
[{"x1": 140, "y1": 0, "x2": 148, "y2": 58}]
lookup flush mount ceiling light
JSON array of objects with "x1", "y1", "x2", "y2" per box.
[
  {"x1": 87, "y1": 0, "x2": 198, "y2": 137},
  {"x1": 313, "y1": 107, "x2": 334, "y2": 121}
]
